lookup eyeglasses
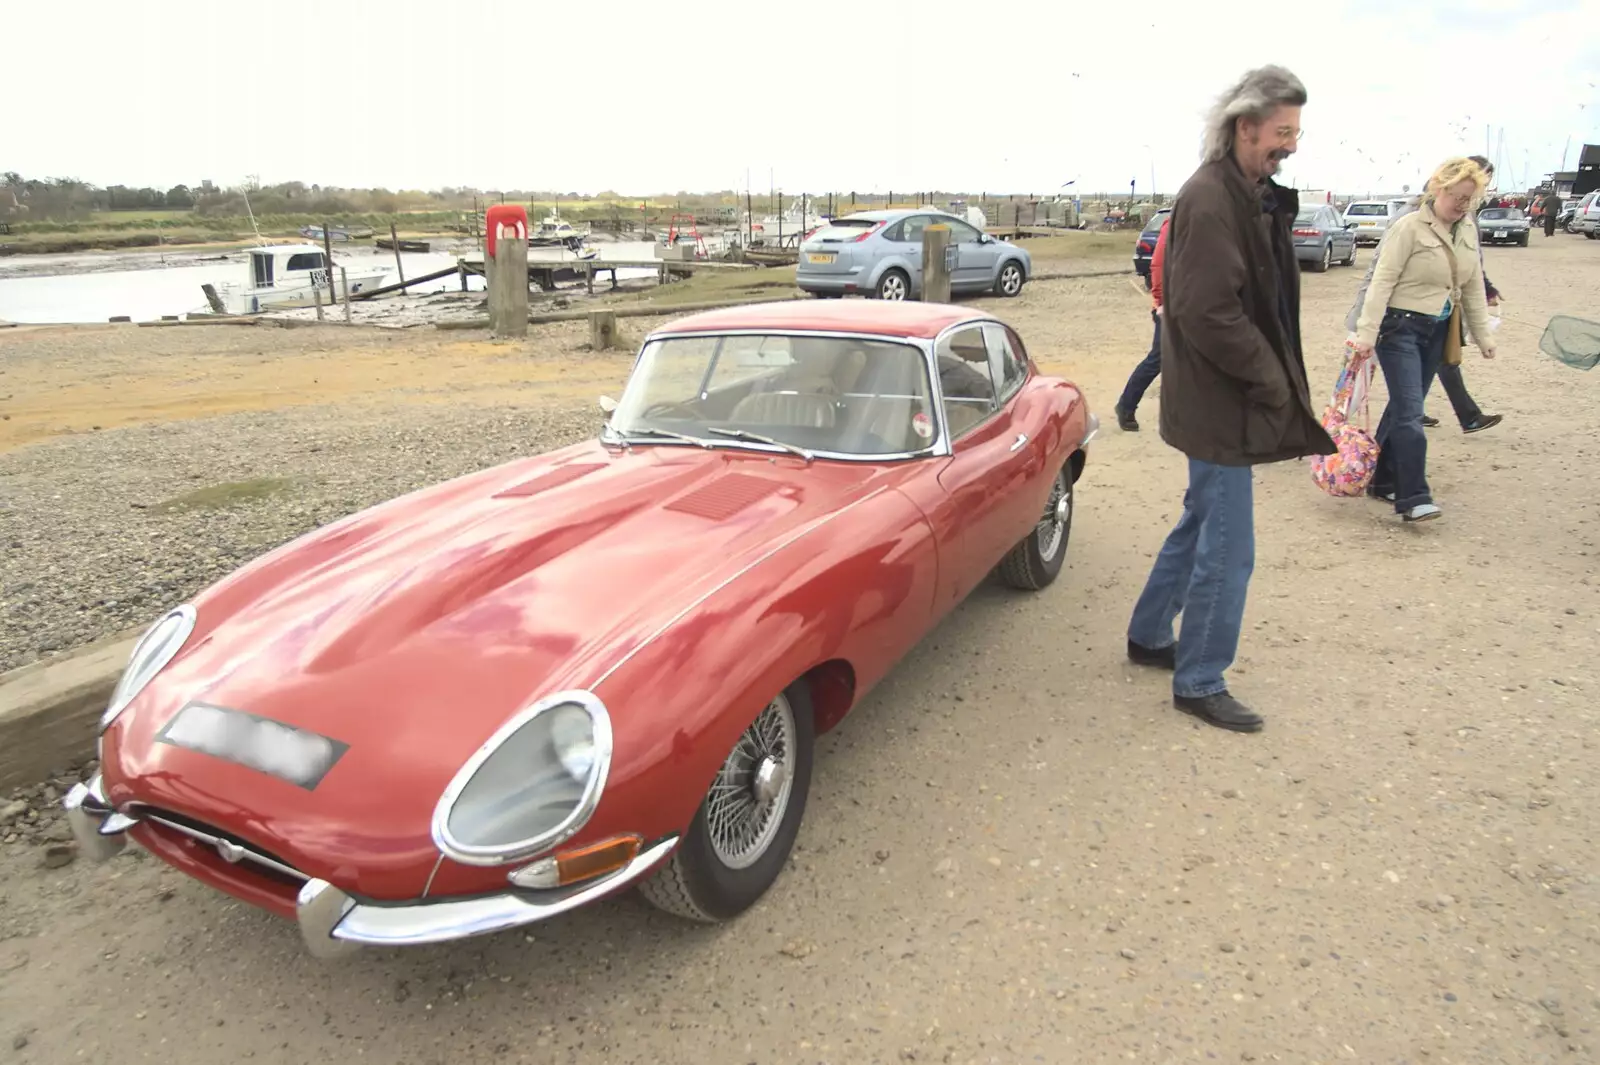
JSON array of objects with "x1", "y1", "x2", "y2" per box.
[{"x1": 1273, "y1": 126, "x2": 1306, "y2": 143}]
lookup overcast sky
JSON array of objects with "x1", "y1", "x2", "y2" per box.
[{"x1": 8, "y1": 0, "x2": 1598, "y2": 198}]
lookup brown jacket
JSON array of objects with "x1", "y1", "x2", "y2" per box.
[{"x1": 1159, "y1": 157, "x2": 1335, "y2": 466}]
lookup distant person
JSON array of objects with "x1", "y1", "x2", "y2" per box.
[
  {"x1": 1542, "y1": 190, "x2": 1562, "y2": 237},
  {"x1": 1125, "y1": 64, "x2": 1333, "y2": 734},
  {"x1": 1351, "y1": 157, "x2": 1498, "y2": 523},
  {"x1": 1114, "y1": 214, "x2": 1170, "y2": 430}
]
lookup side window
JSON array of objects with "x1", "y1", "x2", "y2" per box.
[
  {"x1": 935, "y1": 325, "x2": 998, "y2": 438},
  {"x1": 941, "y1": 218, "x2": 982, "y2": 244},
  {"x1": 899, "y1": 215, "x2": 931, "y2": 243},
  {"x1": 983, "y1": 323, "x2": 1027, "y2": 401},
  {"x1": 285, "y1": 252, "x2": 326, "y2": 271}
]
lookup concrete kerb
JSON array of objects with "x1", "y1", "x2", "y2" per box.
[{"x1": 0, "y1": 628, "x2": 142, "y2": 791}]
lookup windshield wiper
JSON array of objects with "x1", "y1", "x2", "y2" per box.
[
  {"x1": 707, "y1": 427, "x2": 814, "y2": 463},
  {"x1": 619, "y1": 427, "x2": 716, "y2": 448}
]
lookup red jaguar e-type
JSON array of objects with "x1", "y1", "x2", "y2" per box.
[{"x1": 65, "y1": 299, "x2": 1098, "y2": 957}]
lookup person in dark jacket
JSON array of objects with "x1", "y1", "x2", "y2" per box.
[
  {"x1": 1114, "y1": 215, "x2": 1170, "y2": 429},
  {"x1": 1125, "y1": 64, "x2": 1334, "y2": 733},
  {"x1": 1542, "y1": 191, "x2": 1561, "y2": 237}
]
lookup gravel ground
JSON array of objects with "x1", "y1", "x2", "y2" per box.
[{"x1": 1, "y1": 235, "x2": 1598, "y2": 1064}]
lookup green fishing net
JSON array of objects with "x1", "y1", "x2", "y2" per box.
[{"x1": 1540, "y1": 315, "x2": 1600, "y2": 371}]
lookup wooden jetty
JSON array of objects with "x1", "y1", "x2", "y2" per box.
[{"x1": 457, "y1": 254, "x2": 755, "y2": 294}]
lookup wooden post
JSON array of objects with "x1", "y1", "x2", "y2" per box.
[
  {"x1": 459, "y1": 262, "x2": 468, "y2": 292},
  {"x1": 921, "y1": 224, "x2": 951, "y2": 304},
  {"x1": 339, "y1": 267, "x2": 352, "y2": 324},
  {"x1": 488, "y1": 222, "x2": 529, "y2": 338},
  {"x1": 588, "y1": 309, "x2": 619, "y2": 350},
  {"x1": 321, "y1": 222, "x2": 336, "y2": 305},
  {"x1": 585, "y1": 261, "x2": 595, "y2": 296},
  {"x1": 312, "y1": 280, "x2": 325, "y2": 322},
  {"x1": 200, "y1": 283, "x2": 226, "y2": 315},
  {"x1": 389, "y1": 222, "x2": 408, "y2": 294}
]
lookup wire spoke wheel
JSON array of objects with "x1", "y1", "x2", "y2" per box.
[
  {"x1": 1035, "y1": 470, "x2": 1070, "y2": 561},
  {"x1": 705, "y1": 693, "x2": 797, "y2": 870}
]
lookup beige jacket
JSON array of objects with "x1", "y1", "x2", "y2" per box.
[{"x1": 1353, "y1": 202, "x2": 1493, "y2": 351}]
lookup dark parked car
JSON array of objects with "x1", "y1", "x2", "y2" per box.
[
  {"x1": 1292, "y1": 204, "x2": 1358, "y2": 272},
  {"x1": 1476, "y1": 207, "x2": 1530, "y2": 246},
  {"x1": 1132, "y1": 210, "x2": 1170, "y2": 289}
]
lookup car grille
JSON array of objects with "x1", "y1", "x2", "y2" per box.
[{"x1": 134, "y1": 805, "x2": 309, "y2": 887}]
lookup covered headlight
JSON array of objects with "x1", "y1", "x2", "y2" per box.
[
  {"x1": 431, "y1": 691, "x2": 613, "y2": 865},
  {"x1": 100, "y1": 605, "x2": 197, "y2": 733}
]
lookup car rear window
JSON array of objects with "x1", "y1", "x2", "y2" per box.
[
  {"x1": 808, "y1": 220, "x2": 880, "y2": 242},
  {"x1": 1345, "y1": 203, "x2": 1389, "y2": 216},
  {"x1": 1295, "y1": 210, "x2": 1319, "y2": 223}
]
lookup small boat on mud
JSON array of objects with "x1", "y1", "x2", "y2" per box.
[
  {"x1": 376, "y1": 237, "x2": 431, "y2": 253},
  {"x1": 209, "y1": 243, "x2": 390, "y2": 314},
  {"x1": 528, "y1": 210, "x2": 590, "y2": 251}
]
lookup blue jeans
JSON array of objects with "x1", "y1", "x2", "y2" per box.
[
  {"x1": 1117, "y1": 310, "x2": 1162, "y2": 412},
  {"x1": 1127, "y1": 459, "x2": 1256, "y2": 698},
  {"x1": 1369, "y1": 309, "x2": 1447, "y2": 512}
]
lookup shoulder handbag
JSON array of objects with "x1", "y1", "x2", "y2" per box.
[{"x1": 1440, "y1": 223, "x2": 1464, "y2": 366}]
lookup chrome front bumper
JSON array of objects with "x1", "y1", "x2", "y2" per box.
[
  {"x1": 63, "y1": 774, "x2": 679, "y2": 959},
  {"x1": 1082, "y1": 411, "x2": 1100, "y2": 448}
]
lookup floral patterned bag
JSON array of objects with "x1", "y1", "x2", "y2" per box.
[{"x1": 1310, "y1": 342, "x2": 1379, "y2": 497}]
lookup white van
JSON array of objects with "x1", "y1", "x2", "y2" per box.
[{"x1": 1343, "y1": 200, "x2": 1404, "y2": 245}]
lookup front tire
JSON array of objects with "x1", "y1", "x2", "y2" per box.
[
  {"x1": 997, "y1": 464, "x2": 1074, "y2": 590},
  {"x1": 875, "y1": 269, "x2": 910, "y2": 301},
  {"x1": 638, "y1": 683, "x2": 815, "y2": 922},
  {"x1": 995, "y1": 261, "x2": 1025, "y2": 297},
  {"x1": 1342, "y1": 240, "x2": 1357, "y2": 265}
]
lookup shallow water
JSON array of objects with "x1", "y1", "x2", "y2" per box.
[{"x1": 0, "y1": 242, "x2": 666, "y2": 324}]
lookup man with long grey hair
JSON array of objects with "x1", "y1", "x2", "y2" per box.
[{"x1": 1124, "y1": 65, "x2": 1334, "y2": 733}]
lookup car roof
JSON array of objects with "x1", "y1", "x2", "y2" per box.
[
  {"x1": 833, "y1": 208, "x2": 957, "y2": 222},
  {"x1": 648, "y1": 299, "x2": 994, "y2": 340}
]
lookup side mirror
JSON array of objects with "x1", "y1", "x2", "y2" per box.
[{"x1": 598, "y1": 395, "x2": 619, "y2": 414}]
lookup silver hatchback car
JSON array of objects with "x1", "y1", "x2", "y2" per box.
[{"x1": 796, "y1": 209, "x2": 1031, "y2": 300}]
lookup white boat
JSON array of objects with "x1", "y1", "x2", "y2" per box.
[
  {"x1": 528, "y1": 210, "x2": 590, "y2": 251},
  {"x1": 209, "y1": 243, "x2": 391, "y2": 315}
]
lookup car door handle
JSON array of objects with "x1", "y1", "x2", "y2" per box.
[{"x1": 1009, "y1": 433, "x2": 1028, "y2": 452}]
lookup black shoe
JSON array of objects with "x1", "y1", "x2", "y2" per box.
[
  {"x1": 1422, "y1": 415, "x2": 1441, "y2": 427},
  {"x1": 1115, "y1": 404, "x2": 1139, "y2": 432},
  {"x1": 1127, "y1": 639, "x2": 1175, "y2": 670},
  {"x1": 1173, "y1": 691, "x2": 1264, "y2": 733},
  {"x1": 1462, "y1": 413, "x2": 1503, "y2": 434}
]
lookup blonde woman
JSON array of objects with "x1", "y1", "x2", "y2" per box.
[{"x1": 1352, "y1": 157, "x2": 1497, "y2": 523}]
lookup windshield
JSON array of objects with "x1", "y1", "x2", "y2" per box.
[
  {"x1": 1345, "y1": 203, "x2": 1389, "y2": 216},
  {"x1": 1480, "y1": 208, "x2": 1522, "y2": 220},
  {"x1": 608, "y1": 333, "x2": 938, "y2": 458}
]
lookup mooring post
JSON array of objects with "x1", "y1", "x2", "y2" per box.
[
  {"x1": 322, "y1": 222, "x2": 336, "y2": 305},
  {"x1": 921, "y1": 224, "x2": 952, "y2": 304},
  {"x1": 485, "y1": 204, "x2": 529, "y2": 338},
  {"x1": 588, "y1": 309, "x2": 619, "y2": 350},
  {"x1": 312, "y1": 281, "x2": 325, "y2": 322},
  {"x1": 389, "y1": 222, "x2": 408, "y2": 294},
  {"x1": 339, "y1": 267, "x2": 352, "y2": 323}
]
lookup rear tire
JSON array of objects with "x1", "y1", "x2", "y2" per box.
[
  {"x1": 875, "y1": 269, "x2": 910, "y2": 301},
  {"x1": 638, "y1": 683, "x2": 815, "y2": 922},
  {"x1": 997, "y1": 465, "x2": 1073, "y2": 591},
  {"x1": 1311, "y1": 243, "x2": 1332, "y2": 272}
]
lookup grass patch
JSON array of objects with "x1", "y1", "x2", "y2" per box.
[
  {"x1": 152, "y1": 477, "x2": 293, "y2": 514},
  {"x1": 1018, "y1": 231, "x2": 1138, "y2": 267},
  {"x1": 600, "y1": 265, "x2": 801, "y2": 307}
]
